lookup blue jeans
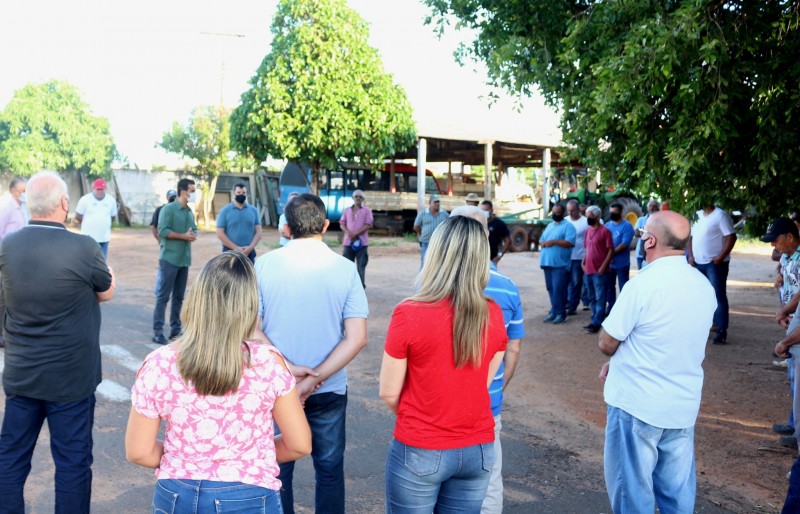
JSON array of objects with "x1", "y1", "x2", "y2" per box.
[
  {"x1": 386, "y1": 439, "x2": 495, "y2": 513},
  {"x1": 783, "y1": 455, "x2": 800, "y2": 513},
  {"x1": 567, "y1": 260, "x2": 584, "y2": 312},
  {"x1": 279, "y1": 391, "x2": 347, "y2": 514},
  {"x1": 343, "y1": 246, "x2": 369, "y2": 288},
  {"x1": 585, "y1": 273, "x2": 611, "y2": 326},
  {"x1": 604, "y1": 406, "x2": 696, "y2": 514},
  {"x1": 419, "y1": 242, "x2": 429, "y2": 268},
  {"x1": 543, "y1": 266, "x2": 569, "y2": 317},
  {"x1": 98, "y1": 241, "x2": 108, "y2": 260},
  {"x1": 153, "y1": 259, "x2": 189, "y2": 339},
  {"x1": 152, "y1": 479, "x2": 282, "y2": 513},
  {"x1": 695, "y1": 261, "x2": 730, "y2": 336},
  {"x1": 606, "y1": 265, "x2": 630, "y2": 313},
  {"x1": 0, "y1": 393, "x2": 96, "y2": 514}
]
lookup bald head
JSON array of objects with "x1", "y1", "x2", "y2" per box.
[{"x1": 644, "y1": 211, "x2": 691, "y2": 259}]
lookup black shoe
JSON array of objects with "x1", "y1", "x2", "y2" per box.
[
  {"x1": 780, "y1": 434, "x2": 798, "y2": 449},
  {"x1": 169, "y1": 331, "x2": 182, "y2": 340},
  {"x1": 713, "y1": 333, "x2": 727, "y2": 345},
  {"x1": 0, "y1": 336, "x2": 5, "y2": 348},
  {"x1": 543, "y1": 314, "x2": 556, "y2": 323},
  {"x1": 582, "y1": 306, "x2": 591, "y2": 311},
  {"x1": 552, "y1": 315, "x2": 567, "y2": 324},
  {"x1": 152, "y1": 335, "x2": 168, "y2": 345},
  {"x1": 774, "y1": 423, "x2": 795, "y2": 435},
  {"x1": 584, "y1": 324, "x2": 601, "y2": 334},
  {"x1": 566, "y1": 310, "x2": 578, "y2": 316}
]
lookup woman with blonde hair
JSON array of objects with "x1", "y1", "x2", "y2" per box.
[
  {"x1": 125, "y1": 251, "x2": 311, "y2": 513},
  {"x1": 379, "y1": 215, "x2": 508, "y2": 513}
]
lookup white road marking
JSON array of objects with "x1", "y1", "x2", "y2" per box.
[
  {"x1": 100, "y1": 344, "x2": 143, "y2": 372},
  {"x1": 96, "y1": 379, "x2": 131, "y2": 402}
]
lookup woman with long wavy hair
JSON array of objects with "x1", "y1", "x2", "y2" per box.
[
  {"x1": 379, "y1": 215, "x2": 508, "y2": 513},
  {"x1": 125, "y1": 252, "x2": 311, "y2": 513}
]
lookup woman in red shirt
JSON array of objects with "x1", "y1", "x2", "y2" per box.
[{"x1": 380, "y1": 215, "x2": 508, "y2": 513}]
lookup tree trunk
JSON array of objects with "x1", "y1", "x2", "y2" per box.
[{"x1": 202, "y1": 174, "x2": 219, "y2": 227}]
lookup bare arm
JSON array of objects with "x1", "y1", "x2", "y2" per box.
[
  {"x1": 216, "y1": 227, "x2": 242, "y2": 252},
  {"x1": 125, "y1": 407, "x2": 164, "y2": 468},
  {"x1": 151, "y1": 225, "x2": 159, "y2": 243},
  {"x1": 542, "y1": 239, "x2": 574, "y2": 249},
  {"x1": 295, "y1": 317, "x2": 367, "y2": 402},
  {"x1": 487, "y1": 351, "x2": 506, "y2": 388},
  {"x1": 687, "y1": 236, "x2": 695, "y2": 266},
  {"x1": 501, "y1": 339, "x2": 522, "y2": 391},
  {"x1": 96, "y1": 267, "x2": 116, "y2": 303},
  {"x1": 598, "y1": 328, "x2": 621, "y2": 357},
  {"x1": 713, "y1": 233, "x2": 737, "y2": 264},
  {"x1": 599, "y1": 248, "x2": 614, "y2": 274},
  {"x1": 272, "y1": 387, "x2": 312, "y2": 463},
  {"x1": 74, "y1": 213, "x2": 84, "y2": 223},
  {"x1": 245, "y1": 224, "x2": 263, "y2": 254},
  {"x1": 414, "y1": 225, "x2": 421, "y2": 236},
  {"x1": 379, "y1": 352, "x2": 407, "y2": 414},
  {"x1": 775, "y1": 325, "x2": 800, "y2": 358}
]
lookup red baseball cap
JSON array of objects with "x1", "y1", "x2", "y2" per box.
[{"x1": 93, "y1": 178, "x2": 107, "y2": 190}]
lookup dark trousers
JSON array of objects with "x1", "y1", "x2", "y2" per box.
[
  {"x1": 343, "y1": 246, "x2": 368, "y2": 288},
  {"x1": 606, "y1": 265, "x2": 631, "y2": 313},
  {"x1": 0, "y1": 393, "x2": 96, "y2": 514},
  {"x1": 152, "y1": 259, "x2": 189, "y2": 338},
  {"x1": 783, "y1": 455, "x2": 800, "y2": 513},
  {"x1": 567, "y1": 259, "x2": 584, "y2": 312},
  {"x1": 279, "y1": 391, "x2": 347, "y2": 514},
  {"x1": 695, "y1": 260, "x2": 730, "y2": 336}
]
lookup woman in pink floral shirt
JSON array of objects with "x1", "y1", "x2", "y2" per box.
[{"x1": 125, "y1": 252, "x2": 311, "y2": 513}]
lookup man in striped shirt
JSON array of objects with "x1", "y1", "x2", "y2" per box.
[{"x1": 413, "y1": 195, "x2": 449, "y2": 266}]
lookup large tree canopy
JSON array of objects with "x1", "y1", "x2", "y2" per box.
[
  {"x1": 0, "y1": 80, "x2": 117, "y2": 177},
  {"x1": 230, "y1": 0, "x2": 416, "y2": 187},
  {"x1": 425, "y1": 0, "x2": 800, "y2": 230}
]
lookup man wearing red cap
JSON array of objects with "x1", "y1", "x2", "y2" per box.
[{"x1": 75, "y1": 178, "x2": 118, "y2": 259}]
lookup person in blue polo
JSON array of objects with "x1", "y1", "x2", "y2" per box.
[
  {"x1": 216, "y1": 182, "x2": 262, "y2": 263},
  {"x1": 539, "y1": 203, "x2": 576, "y2": 324}
]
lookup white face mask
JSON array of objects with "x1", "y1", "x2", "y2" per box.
[
  {"x1": 188, "y1": 191, "x2": 197, "y2": 203},
  {"x1": 19, "y1": 193, "x2": 26, "y2": 203}
]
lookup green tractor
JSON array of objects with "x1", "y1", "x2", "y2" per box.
[{"x1": 565, "y1": 187, "x2": 643, "y2": 227}]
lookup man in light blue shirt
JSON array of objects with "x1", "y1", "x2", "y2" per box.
[
  {"x1": 539, "y1": 204, "x2": 576, "y2": 324},
  {"x1": 255, "y1": 193, "x2": 368, "y2": 514}
]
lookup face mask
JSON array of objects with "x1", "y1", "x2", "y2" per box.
[
  {"x1": 188, "y1": 192, "x2": 197, "y2": 203},
  {"x1": 552, "y1": 214, "x2": 564, "y2": 222},
  {"x1": 19, "y1": 193, "x2": 26, "y2": 203},
  {"x1": 610, "y1": 212, "x2": 621, "y2": 222},
  {"x1": 235, "y1": 194, "x2": 247, "y2": 204},
  {"x1": 587, "y1": 217, "x2": 598, "y2": 226}
]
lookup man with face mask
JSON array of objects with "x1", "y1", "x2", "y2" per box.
[
  {"x1": 539, "y1": 204, "x2": 576, "y2": 324},
  {"x1": 216, "y1": 183, "x2": 262, "y2": 263},
  {"x1": 75, "y1": 178, "x2": 118, "y2": 259},
  {"x1": 605, "y1": 202, "x2": 635, "y2": 314},
  {"x1": 582, "y1": 206, "x2": 615, "y2": 333},
  {"x1": 153, "y1": 178, "x2": 197, "y2": 345}
]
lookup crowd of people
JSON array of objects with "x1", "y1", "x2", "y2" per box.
[{"x1": 1, "y1": 173, "x2": 799, "y2": 513}]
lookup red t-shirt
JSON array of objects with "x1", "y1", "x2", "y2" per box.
[
  {"x1": 584, "y1": 225, "x2": 615, "y2": 274},
  {"x1": 384, "y1": 298, "x2": 508, "y2": 449}
]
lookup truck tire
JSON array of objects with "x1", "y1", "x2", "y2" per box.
[
  {"x1": 605, "y1": 197, "x2": 643, "y2": 227},
  {"x1": 510, "y1": 226, "x2": 529, "y2": 253}
]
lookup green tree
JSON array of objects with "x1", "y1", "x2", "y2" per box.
[
  {"x1": 0, "y1": 80, "x2": 117, "y2": 176},
  {"x1": 230, "y1": 0, "x2": 416, "y2": 191},
  {"x1": 159, "y1": 105, "x2": 254, "y2": 225},
  {"x1": 425, "y1": 0, "x2": 800, "y2": 231}
]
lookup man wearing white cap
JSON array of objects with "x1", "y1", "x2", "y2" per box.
[{"x1": 75, "y1": 178, "x2": 118, "y2": 259}]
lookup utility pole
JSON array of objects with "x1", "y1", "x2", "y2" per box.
[{"x1": 200, "y1": 31, "x2": 245, "y2": 106}]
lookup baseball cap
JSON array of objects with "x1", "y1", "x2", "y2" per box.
[
  {"x1": 761, "y1": 217, "x2": 799, "y2": 242},
  {"x1": 465, "y1": 192, "x2": 480, "y2": 203},
  {"x1": 166, "y1": 189, "x2": 178, "y2": 200},
  {"x1": 430, "y1": 194, "x2": 440, "y2": 202},
  {"x1": 92, "y1": 178, "x2": 107, "y2": 190}
]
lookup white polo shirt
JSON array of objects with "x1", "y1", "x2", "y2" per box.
[
  {"x1": 567, "y1": 215, "x2": 588, "y2": 261},
  {"x1": 75, "y1": 193, "x2": 118, "y2": 243},
  {"x1": 690, "y1": 207, "x2": 735, "y2": 264},
  {"x1": 602, "y1": 255, "x2": 717, "y2": 428}
]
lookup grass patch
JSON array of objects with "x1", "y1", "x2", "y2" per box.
[{"x1": 402, "y1": 232, "x2": 418, "y2": 243}]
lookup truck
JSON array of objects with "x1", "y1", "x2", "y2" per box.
[{"x1": 278, "y1": 162, "x2": 476, "y2": 235}]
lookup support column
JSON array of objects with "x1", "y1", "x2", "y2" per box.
[
  {"x1": 483, "y1": 141, "x2": 493, "y2": 200},
  {"x1": 543, "y1": 148, "x2": 551, "y2": 217},
  {"x1": 417, "y1": 138, "x2": 427, "y2": 212}
]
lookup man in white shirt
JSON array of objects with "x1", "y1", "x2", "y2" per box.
[
  {"x1": 75, "y1": 178, "x2": 118, "y2": 259},
  {"x1": 566, "y1": 199, "x2": 588, "y2": 315},
  {"x1": 598, "y1": 210, "x2": 716, "y2": 514},
  {"x1": 687, "y1": 204, "x2": 737, "y2": 344},
  {"x1": 633, "y1": 199, "x2": 660, "y2": 269}
]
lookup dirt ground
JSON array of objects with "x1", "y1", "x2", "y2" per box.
[{"x1": 5, "y1": 225, "x2": 795, "y2": 512}]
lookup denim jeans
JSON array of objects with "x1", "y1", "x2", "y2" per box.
[
  {"x1": 543, "y1": 266, "x2": 569, "y2": 317},
  {"x1": 481, "y1": 415, "x2": 503, "y2": 514},
  {"x1": 604, "y1": 406, "x2": 696, "y2": 514},
  {"x1": 98, "y1": 241, "x2": 109, "y2": 260},
  {"x1": 343, "y1": 246, "x2": 369, "y2": 288},
  {"x1": 386, "y1": 439, "x2": 494, "y2": 513},
  {"x1": 585, "y1": 273, "x2": 611, "y2": 327},
  {"x1": 0, "y1": 393, "x2": 95, "y2": 514},
  {"x1": 695, "y1": 261, "x2": 730, "y2": 336},
  {"x1": 567, "y1": 260, "x2": 584, "y2": 312},
  {"x1": 279, "y1": 391, "x2": 347, "y2": 514},
  {"x1": 783, "y1": 455, "x2": 800, "y2": 513},
  {"x1": 152, "y1": 479, "x2": 282, "y2": 514},
  {"x1": 606, "y1": 265, "x2": 630, "y2": 313},
  {"x1": 419, "y1": 242, "x2": 429, "y2": 269},
  {"x1": 153, "y1": 259, "x2": 189, "y2": 339}
]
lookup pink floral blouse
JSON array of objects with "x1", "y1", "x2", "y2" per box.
[{"x1": 131, "y1": 341, "x2": 295, "y2": 490}]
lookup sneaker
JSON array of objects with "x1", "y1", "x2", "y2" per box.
[
  {"x1": 774, "y1": 423, "x2": 795, "y2": 435},
  {"x1": 582, "y1": 323, "x2": 595, "y2": 330},
  {"x1": 543, "y1": 314, "x2": 556, "y2": 323},
  {"x1": 780, "y1": 434, "x2": 798, "y2": 449},
  {"x1": 774, "y1": 359, "x2": 789, "y2": 368},
  {"x1": 552, "y1": 315, "x2": 567, "y2": 324},
  {"x1": 713, "y1": 333, "x2": 727, "y2": 345},
  {"x1": 584, "y1": 324, "x2": 601, "y2": 334},
  {"x1": 152, "y1": 335, "x2": 168, "y2": 345}
]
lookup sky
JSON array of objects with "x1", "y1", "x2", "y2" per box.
[{"x1": 0, "y1": 0, "x2": 562, "y2": 169}]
